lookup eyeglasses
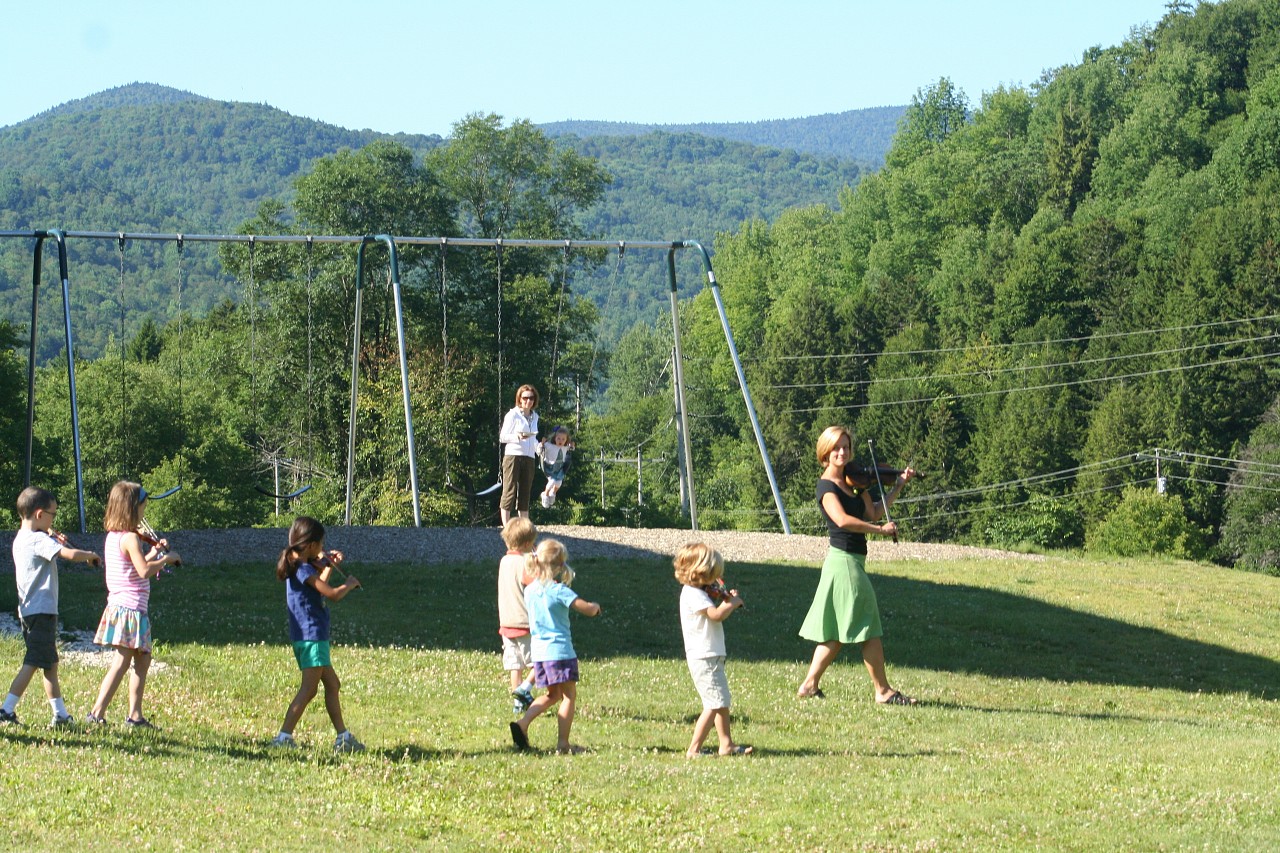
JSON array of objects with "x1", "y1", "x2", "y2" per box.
[{"x1": 520, "y1": 396, "x2": 535, "y2": 401}]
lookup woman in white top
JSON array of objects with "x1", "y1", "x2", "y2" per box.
[{"x1": 498, "y1": 384, "x2": 540, "y2": 526}]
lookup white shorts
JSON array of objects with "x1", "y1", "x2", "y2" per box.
[
  {"x1": 687, "y1": 656, "x2": 731, "y2": 710},
  {"x1": 501, "y1": 634, "x2": 532, "y2": 672}
]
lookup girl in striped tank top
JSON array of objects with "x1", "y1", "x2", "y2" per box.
[{"x1": 87, "y1": 481, "x2": 182, "y2": 728}]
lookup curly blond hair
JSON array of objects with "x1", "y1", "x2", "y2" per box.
[{"x1": 673, "y1": 542, "x2": 723, "y2": 587}]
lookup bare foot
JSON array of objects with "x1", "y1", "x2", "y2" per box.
[
  {"x1": 556, "y1": 744, "x2": 589, "y2": 755},
  {"x1": 719, "y1": 744, "x2": 753, "y2": 756}
]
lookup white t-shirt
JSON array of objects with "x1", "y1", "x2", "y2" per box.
[
  {"x1": 13, "y1": 527, "x2": 63, "y2": 617},
  {"x1": 679, "y1": 584, "x2": 726, "y2": 660}
]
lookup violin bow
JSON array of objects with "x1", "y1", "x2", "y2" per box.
[
  {"x1": 137, "y1": 518, "x2": 181, "y2": 572},
  {"x1": 318, "y1": 550, "x2": 361, "y2": 592},
  {"x1": 867, "y1": 439, "x2": 899, "y2": 544},
  {"x1": 48, "y1": 530, "x2": 101, "y2": 568}
]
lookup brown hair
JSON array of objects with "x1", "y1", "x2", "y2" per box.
[
  {"x1": 514, "y1": 384, "x2": 540, "y2": 408},
  {"x1": 816, "y1": 425, "x2": 852, "y2": 466},
  {"x1": 526, "y1": 538, "x2": 573, "y2": 587},
  {"x1": 103, "y1": 481, "x2": 145, "y2": 532},
  {"x1": 276, "y1": 516, "x2": 325, "y2": 581},
  {"x1": 501, "y1": 517, "x2": 537, "y2": 552},
  {"x1": 16, "y1": 486, "x2": 55, "y2": 520},
  {"x1": 673, "y1": 542, "x2": 724, "y2": 587}
]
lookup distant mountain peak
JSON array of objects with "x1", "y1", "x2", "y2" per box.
[{"x1": 28, "y1": 83, "x2": 209, "y2": 123}]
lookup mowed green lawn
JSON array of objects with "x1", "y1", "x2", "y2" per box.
[{"x1": 1, "y1": 547, "x2": 1278, "y2": 850}]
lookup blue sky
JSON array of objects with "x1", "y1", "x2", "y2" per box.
[{"x1": 2, "y1": 0, "x2": 1172, "y2": 135}]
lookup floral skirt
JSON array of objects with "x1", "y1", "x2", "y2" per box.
[{"x1": 94, "y1": 604, "x2": 152, "y2": 652}]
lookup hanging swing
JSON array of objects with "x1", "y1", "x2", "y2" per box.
[
  {"x1": 440, "y1": 238, "x2": 503, "y2": 498},
  {"x1": 118, "y1": 234, "x2": 180, "y2": 501},
  {"x1": 244, "y1": 236, "x2": 312, "y2": 501}
]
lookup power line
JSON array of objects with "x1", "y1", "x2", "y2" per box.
[
  {"x1": 719, "y1": 312, "x2": 1280, "y2": 365},
  {"x1": 781, "y1": 348, "x2": 1280, "y2": 414},
  {"x1": 760, "y1": 331, "x2": 1280, "y2": 392}
]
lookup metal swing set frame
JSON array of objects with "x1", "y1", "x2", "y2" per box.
[{"x1": 3, "y1": 229, "x2": 791, "y2": 534}]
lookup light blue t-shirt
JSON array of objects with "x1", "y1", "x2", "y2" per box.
[{"x1": 524, "y1": 579, "x2": 579, "y2": 662}]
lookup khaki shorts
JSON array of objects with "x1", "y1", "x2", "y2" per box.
[
  {"x1": 687, "y1": 656, "x2": 731, "y2": 710},
  {"x1": 501, "y1": 634, "x2": 532, "y2": 672}
]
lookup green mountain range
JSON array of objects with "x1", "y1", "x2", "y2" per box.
[{"x1": 0, "y1": 83, "x2": 893, "y2": 358}]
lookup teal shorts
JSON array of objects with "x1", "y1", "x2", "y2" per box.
[{"x1": 292, "y1": 640, "x2": 331, "y2": 670}]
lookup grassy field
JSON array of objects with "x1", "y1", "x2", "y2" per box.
[{"x1": 1, "y1": 547, "x2": 1278, "y2": 850}]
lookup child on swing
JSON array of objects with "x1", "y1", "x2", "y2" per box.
[
  {"x1": 538, "y1": 425, "x2": 574, "y2": 509},
  {"x1": 271, "y1": 516, "x2": 364, "y2": 752}
]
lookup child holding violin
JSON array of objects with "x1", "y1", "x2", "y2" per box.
[
  {"x1": 271, "y1": 516, "x2": 364, "y2": 752},
  {"x1": 87, "y1": 481, "x2": 182, "y2": 728},
  {"x1": 674, "y1": 542, "x2": 751, "y2": 757},
  {"x1": 1, "y1": 487, "x2": 101, "y2": 728}
]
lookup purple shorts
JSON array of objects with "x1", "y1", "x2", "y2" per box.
[{"x1": 533, "y1": 657, "x2": 579, "y2": 688}]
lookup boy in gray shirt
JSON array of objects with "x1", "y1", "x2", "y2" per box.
[{"x1": 1, "y1": 487, "x2": 100, "y2": 727}]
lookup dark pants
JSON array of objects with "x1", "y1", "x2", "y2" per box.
[{"x1": 501, "y1": 455, "x2": 536, "y2": 513}]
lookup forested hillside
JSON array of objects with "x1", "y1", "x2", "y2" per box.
[
  {"x1": 650, "y1": 0, "x2": 1280, "y2": 570},
  {"x1": 9, "y1": 0, "x2": 1280, "y2": 573},
  {"x1": 0, "y1": 84, "x2": 870, "y2": 359},
  {"x1": 541, "y1": 104, "x2": 905, "y2": 164}
]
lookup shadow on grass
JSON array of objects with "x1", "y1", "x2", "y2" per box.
[{"x1": 48, "y1": 557, "x2": 1280, "y2": 699}]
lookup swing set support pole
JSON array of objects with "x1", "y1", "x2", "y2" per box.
[
  {"x1": 680, "y1": 241, "x2": 792, "y2": 534},
  {"x1": 346, "y1": 235, "x2": 422, "y2": 526},
  {"x1": 667, "y1": 249, "x2": 699, "y2": 530},
  {"x1": 25, "y1": 230, "x2": 88, "y2": 533}
]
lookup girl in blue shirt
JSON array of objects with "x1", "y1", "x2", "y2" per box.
[
  {"x1": 272, "y1": 516, "x2": 364, "y2": 752},
  {"x1": 509, "y1": 539, "x2": 600, "y2": 754}
]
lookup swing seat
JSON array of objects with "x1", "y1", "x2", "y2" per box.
[
  {"x1": 144, "y1": 485, "x2": 182, "y2": 500},
  {"x1": 446, "y1": 478, "x2": 503, "y2": 498},
  {"x1": 254, "y1": 484, "x2": 312, "y2": 500}
]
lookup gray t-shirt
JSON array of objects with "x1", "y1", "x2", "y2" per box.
[{"x1": 13, "y1": 528, "x2": 63, "y2": 617}]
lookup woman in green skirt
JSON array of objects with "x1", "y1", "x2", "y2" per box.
[{"x1": 797, "y1": 425, "x2": 917, "y2": 704}]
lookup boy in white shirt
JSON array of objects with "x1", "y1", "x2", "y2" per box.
[
  {"x1": 674, "y1": 542, "x2": 752, "y2": 757},
  {"x1": 1, "y1": 487, "x2": 101, "y2": 727}
]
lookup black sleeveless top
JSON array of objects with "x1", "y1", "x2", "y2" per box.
[{"x1": 817, "y1": 478, "x2": 867, "y2": 555}]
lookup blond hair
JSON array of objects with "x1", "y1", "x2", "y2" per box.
[
  {"x1": 816, "y1": 425, "x2": 851, "y2": 466},
  {"x1": 673, "y1": 542, "x2": 724, "y2": 587},
  {"x1": 501, "y1": 517, "x2": 537, "y2": 552},
  {"x1": 103, "y1": 481, "x2": 145, "y2": 532},
  {"x1": 526, "y1": 538, "x2": 574, "y2": 587}
]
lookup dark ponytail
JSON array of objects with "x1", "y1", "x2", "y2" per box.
[{"x1": 276, "y1": 516, "x2": 325, "y2": 581}]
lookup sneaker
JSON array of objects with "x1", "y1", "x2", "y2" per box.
[
  {"x1": 84, "y1": 712, "x2": 106, "y2": 726},
  {"x1": 124, "y1": 716, "x2": 157, "y2": 730},
  {"x1": 0, "y1": 709, "x2": 19, "y2": 726},
  {"x1": 511, "y1": 687, "x2": 534, "y2": 714},
  {"x1": 269, "y1": 732, "x2": 297, "y2": 749},
  {"x1": 334, "y1": 731, "x2": 365, "y2": 753},
  {"x1": 540, "y1": 493, "x2": 555, "y2": 509},
  {"x1": 50, "y1": 714, "x2": 76, "y2": 730}
]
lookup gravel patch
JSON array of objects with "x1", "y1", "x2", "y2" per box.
[{"x1": 0, "y1": 526, "x2": 1041, "y2": 569}]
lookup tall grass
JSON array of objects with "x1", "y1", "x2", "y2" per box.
[{"x1": 1, "y1": 550, "x2": 1278, "y2": 850}]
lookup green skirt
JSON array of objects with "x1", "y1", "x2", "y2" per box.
[{"x1": 798, "y1": 547, "x2": 883, "y2": 645}]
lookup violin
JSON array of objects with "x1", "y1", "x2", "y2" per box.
[
  {"x1": 49, "y1": 530, "x2": 102, "y2": 569},
  {"x1": 705, "y1": 578, "x2": 743, "y2": 611},
  {"x1": 843, "y1": 463, "x2": 923, "y2": 491},
  {"x1": 137, "y1": 519, "x2": 181, "y2": 572},
  {"x1": 315, "y1": 550, "x2": 361, "y2": 591}
]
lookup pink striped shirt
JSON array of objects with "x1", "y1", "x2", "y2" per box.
[{"x1": 103, "y1": 530, "x2": 150, "y2": 612}]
